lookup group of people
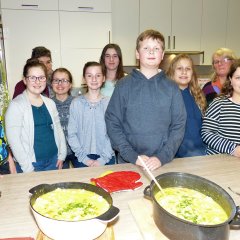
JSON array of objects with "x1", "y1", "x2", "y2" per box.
[{"x1": 1, "y1": 29, "x2": 240, "y2": 175}]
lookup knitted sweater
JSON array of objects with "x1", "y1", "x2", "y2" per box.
[{"x1": 52, "y1": 95, "x2": 74, "y2": 156}]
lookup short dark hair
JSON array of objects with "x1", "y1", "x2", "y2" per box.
[{"x1": 31, "y1": 46, "x2": 52, "y2": 60}]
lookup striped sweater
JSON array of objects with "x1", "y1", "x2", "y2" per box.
[{"x1": 201, "y1": 97, "x2": 240, "y2": 155}]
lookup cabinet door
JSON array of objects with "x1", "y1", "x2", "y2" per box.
[
  {"x1": 226, "y1": 0, "x2": 240, "y2": 57},
  {"x1": 61, "y1": 48, "x2": 102, "y2": 88},
  {"x1": 59, "y1": 11, "x2": 111, "y2": 86},
  {"x1": 1, "y1": 0, "x2": 58, "y2": 10},
  {"x1": 1, "y1": 9, "x2": 61, "y2": 97},
  {"x1": 171, "y1": 0, "x2": 202, "y2": 51},
  {"x1": 112, "y1": 0, "x2": 139, "y2": 66},
  {"x1": 59, "y1": 0, "x2": 111, "y2": 12},
  {"x1": 140, "y1": 0, "x2": 171, "y2": 50},
  {"x1": 59, "y1": 12, "x2": 111, "y2": 48},
  {"x1": 201, "y1": 0, "x2": 228, "y2": 65},
  {"x1": 139, "y1": 0, "x2": 202, "y2": 51}
]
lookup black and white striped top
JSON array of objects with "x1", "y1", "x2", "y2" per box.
[{"x1": 201, "y1": 97, "x2": 240, "y2": 155}]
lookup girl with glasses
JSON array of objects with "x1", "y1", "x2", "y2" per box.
[
  {"x1": 51, "y1": 68, "x2": 79, "y2": 168},
  {"x1": 5, "y1": 60, "x2": 66, "y2": 173},
  {"x1": 202, "y1": 48, "x2": 237, "y2": 106}
]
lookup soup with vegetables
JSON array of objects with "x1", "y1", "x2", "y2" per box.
[
  {"x1": 33, "y1": 188, "x2": 109, "y2": 221},
  {"x1": 155, "y1": 187, "x2": 228, "y2": 225}
]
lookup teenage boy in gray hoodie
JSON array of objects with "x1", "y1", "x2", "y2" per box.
[{"x1": 105, "y1": 29, "x2": 186, "y2": 170}]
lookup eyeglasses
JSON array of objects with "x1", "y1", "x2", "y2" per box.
[
  {"x1": 213, "y1": 58, "x2": 232, "y2": 65},
  {"x1": 26, "y1": 76, "x2": 46, "y2": 82},
  {"x1": 52, "y1": 79, "x2": 70, "y2": 85}
]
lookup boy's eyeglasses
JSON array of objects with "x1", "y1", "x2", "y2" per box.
[
  {"x1": 52, "y1": 79, "x2": 70, "y2": 85},
  {"x1": 26, "y1": 76, "x2": 46, "y2": 82},
  {"x1": 213, "y1": 58, "x2": 232, "y2": 65}
]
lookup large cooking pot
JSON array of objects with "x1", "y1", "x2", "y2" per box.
[
  {"x1": 29, "y1": 182, "x2": 120, "y2": 240},
  {"x1": 144, "y1": 172, "x2": 240, "y2": 240}
]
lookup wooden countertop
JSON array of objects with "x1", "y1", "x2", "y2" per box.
[{"x1": 0, "y1": 154, "x2": 240, "y2": 240}]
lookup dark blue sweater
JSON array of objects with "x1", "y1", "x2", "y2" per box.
[{"x1": 175, "y1": 88, "x2": 206, "y2": 158}]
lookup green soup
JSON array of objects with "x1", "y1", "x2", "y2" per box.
[
  {"x1": 33, "y1": 188, "x2": 110, "y2": 221},
  {"x1": 155, "y1": 187, "x2": 228, "y2": 225}
]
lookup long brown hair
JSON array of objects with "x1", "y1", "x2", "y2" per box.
[
  {"x1": 166, "y1": 54, "x2": 207, "y2": 115},
  {"x1": 99, "y1": 43, "x2": 125, "y2": 80}
]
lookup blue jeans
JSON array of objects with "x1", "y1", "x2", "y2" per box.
[
  {"x1": 16, "y1": 154, "x2": 58, "y2": 173},
  {"x1": 0, "y1": 162, "x2": 10, "y2": 174},
  {"x1": 62, "y1": 153, "x2": 79, "y2": 169},
  {"x1": 74, "y1": 154, "x2": 116, "y2": 168}
]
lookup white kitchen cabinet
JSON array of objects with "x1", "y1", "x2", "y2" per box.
[
  {"x1": 140, "y1": 0, "x2": 202, "y2": 51},
  {"x1": 59, "y1": 0, "x2": 112, "y2": 87},
  {"x1": 1, "y1": 0, "x2": 61, "y2": 97},
  {"x1": 111, "y1": 0, "x2": 139, "y2": 66},
  {"x1": 200, "y1": 0, "x2": 228, "y2": 65},
  {"x1": 1, "y1": 0, "x2": 58, "y2": 10},
  {"x1": 59, "y1": 0, "x2": 111, "y2": 12},
  {"x1": 226, "y1": 0, "x2": 240, "y2": 57}
]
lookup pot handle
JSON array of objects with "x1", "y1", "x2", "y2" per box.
[
  {"x1": 96, "y1": 205, "x2": 120, "y2": 222},
  {"x1": 143, "y1": 185, "x2": 152, "y2": 200},
  {"x1": 230, "y1": 206, "x2": 240, "y2": 229},
  {"x1": 29, "y1": 184, "x2": 51, "y2": 194}
]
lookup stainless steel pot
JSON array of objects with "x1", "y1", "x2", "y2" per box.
[
  {"x1": 144, "y1": 172, "x2": 240, "y2": 240},
  {"x1": 29, "y1": 182, "x2": 119, "y2": 240}
]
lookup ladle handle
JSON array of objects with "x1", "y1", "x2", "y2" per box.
[{"x1": 138, "y1": 156, "x2": 165, "y2": 195}]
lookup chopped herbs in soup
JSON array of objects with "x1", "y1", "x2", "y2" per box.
[
  {"x1": 33, "y1": 188, "x2": 109, "y2": 221},
  {"x1": 155, "y1": 187, "x2": 228, "y2": 225}
]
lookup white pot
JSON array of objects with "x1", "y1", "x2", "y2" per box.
[{"x1": 29, "y1": 182, "x2": 119, "y2": 240}]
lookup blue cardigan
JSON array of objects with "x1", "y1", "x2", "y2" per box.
[{"x1": 176, "y1": 88, "x2": 206, "y2": 158}]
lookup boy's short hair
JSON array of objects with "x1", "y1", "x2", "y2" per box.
[
  {"x1": 136, "y1": 29, "x2": 165, "y2": 51},
  {"x1": 31, "y1": 46, "x2": 52, "y2": 60}
]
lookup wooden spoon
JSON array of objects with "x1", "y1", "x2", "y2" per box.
[{"x1": 138, "y1": 156, "x2": 165, "y2": 195}]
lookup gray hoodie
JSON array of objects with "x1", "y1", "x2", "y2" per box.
[{"x1": 105, "y1": 69, "x2": 186, "y2": 165}]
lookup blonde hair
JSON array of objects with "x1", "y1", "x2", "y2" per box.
[
  {"x1": 211, "y1": 47, "x2": 237, "y2": 82},
  {"x1": 166, "y1": 54, "x2": 207, "y2": 115}
]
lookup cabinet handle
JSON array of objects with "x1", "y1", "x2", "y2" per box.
[
  {"x1": 173, "y1": 36, "x2": 176, "y2": 49},
  {"x1": 21, "y1": 4, "x2": 39, "y2": 7},
  {"x1": 78, "y1": 7, "x2": 94, "y2": 11},
  {"x1": 108, "y1": 31, "x2": 111, "y2": 43},
  {"x1": 168, "y1": 36, "x2": 170, "y2": 49}
]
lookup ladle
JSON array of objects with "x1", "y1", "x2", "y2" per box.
[{"x1": 138, "y1": 156, "x2": 165, "y2": 195}]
